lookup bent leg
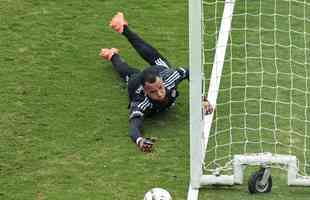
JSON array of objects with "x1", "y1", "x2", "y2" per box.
[{"x1": 111, "y1": 54, "x2": 140, "y2": 82}]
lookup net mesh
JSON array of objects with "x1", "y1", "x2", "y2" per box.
[{"x1": 203, "y1": 0, "x2": 310, "y2": 176}]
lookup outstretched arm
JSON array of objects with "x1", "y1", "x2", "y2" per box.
[
  {"x1": 177, "y1": 67, "x2": 189, "y2": 80},
  {"x1": 129, "y1": 116, "x2": 154, "y2": 153},
  {"x1": 128, "y1": 98, "x2": 155, "y2": 152},
  {"x1": 170, "y1": 67, "x2": 189, "y2": 86},
  {"x1": 174, "y1": 68, "x2": 213, "y2": 114},
  {"x1": 129, "y1": 116, "x2": 143, "y2": 143}
]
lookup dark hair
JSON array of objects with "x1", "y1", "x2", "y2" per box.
[{"x1": 141, "y1": 68, "x2": 158, "y2": 85}]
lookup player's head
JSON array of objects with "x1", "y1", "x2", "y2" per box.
[{"x1": 142, "y1": 69, "x2": 166, "y2": 102}]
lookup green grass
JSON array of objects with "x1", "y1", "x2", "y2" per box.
[
  {"x1": 0, "y1": 0, "x2": 188, "y2": 199},
  {"x1": 1, "y1": 0, "x2": 309, "y2": 200}
]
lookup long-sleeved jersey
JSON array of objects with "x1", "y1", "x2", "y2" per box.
[{"x1": 127, "y1": 65, "x2": 189, "y2": 144}]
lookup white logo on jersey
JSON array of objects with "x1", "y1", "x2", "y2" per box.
[{"x1": 135, "y1": 85, "x2": 144, "y2": 94}]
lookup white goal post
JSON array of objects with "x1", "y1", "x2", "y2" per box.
[{"x1": 188, "y1": 0, "x2": 310, "y2": 199}]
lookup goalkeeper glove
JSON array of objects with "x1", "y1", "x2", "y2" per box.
[
  {"x1": 203, "y1": 96, "x2": 214, "y2": 115},
  {"x1": 137, "y1": 137, "x2": 155, "y2": 153}
]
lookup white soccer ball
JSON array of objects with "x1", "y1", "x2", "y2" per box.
[{"x1": 143, "y1": 188, "x2": 172, "y2": 200}]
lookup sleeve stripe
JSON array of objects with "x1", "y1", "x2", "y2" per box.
[
  {"x1": 165, "y1": 73, "x2": 181, "y2": 87},
  {"x1": 155, "y1": 58, "x2": 169, "y2": 68},
  {"x1": 165, "y1": 76, "x2": 180, "y2": 87},
  {"x1": 138, "y1": 98, "x2": 148, "y2": 109},
  {"x1": 179, "y1": 67, "x2": 187, "y2": 77},
  {"x1": 165, "y1": 71, "x2": 179, "y2": 83},
  {"x1": 141, "y1": 102, "x2": 151, "y2": 111},
  {"x1": 138, "y1": 98, "x2": 152, "y2": 111}
]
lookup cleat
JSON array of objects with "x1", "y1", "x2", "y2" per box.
[
  {"x1": 100, "y1": 48, "x2": 119, "y2": 60},
  {"x1": 109, "y1": 12, "x2": 128, "y2": 33}
]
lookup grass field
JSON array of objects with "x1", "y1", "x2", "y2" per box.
[
  {"x1": 0, "y1": 0, "x2": 188, "y2": 199},
  {"x1": 1, "y1": 0, "x2": 309, "y2": 200}
]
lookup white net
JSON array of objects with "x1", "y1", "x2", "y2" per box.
[{"x1": 203, "y1": 0, "x2": 310, "y2": 176}]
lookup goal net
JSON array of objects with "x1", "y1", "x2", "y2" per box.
[
  {"x1": 188, "y1": 0, "x2": 310, "y2": 198},
  {"x1": 204, "y1": 0, "x2": 310, "y2": 176}
]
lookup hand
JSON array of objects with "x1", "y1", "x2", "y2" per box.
[
  {"x1": 203, "y1": 97, "x2": 214, "y2": 115},
  {"x1": 99, "y1": 48, "x2": 119, "y2": 60},
  {"x1": 138, "y1": 137, "x2": 155, "y2": 153}
]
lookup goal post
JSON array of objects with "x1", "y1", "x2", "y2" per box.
[
  {"x1": 188, "y1": 0, "x2": 203, "y2": 193},
  {"x1": 188, "y1": 0, "x2": 310, "y2": 199},
  {"x1": 188, "y1": 0, "x2": 236, "y2": 198},
  {"x1": 188, "y1": 0, "x2": 236, "y2": 187}
]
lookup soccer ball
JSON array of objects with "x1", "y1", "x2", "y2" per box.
[{"x1": 143, "y1": 188, "x2": 172, "y2": 200}]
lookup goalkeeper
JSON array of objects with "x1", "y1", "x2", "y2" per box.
[{"x1": 100, "y1": 12, "x2": 213, "y2": 152}]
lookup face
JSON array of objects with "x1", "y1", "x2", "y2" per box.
[{"x1": 144, "y1": 77, "x2": 166, "y2": 102}]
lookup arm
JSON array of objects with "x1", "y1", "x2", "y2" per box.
[
  {"x1": 128, "y1": 100, "x2": 154, "y2": 152},
  {"x1": 129, "y1": 116, "x2": 154, "y2": 152},
  {"x1": 161, "y1": 67, "x2": 189, "y2": 88},
  {"x1": 172, "y1": 67, "x2": 213, "y2": 114},
  {"x1": 129, "y1": 116, "x2": 144, "y2": 144},
  {"x1": 176, "y1": 67, "x2": 189, "y2": 81}
]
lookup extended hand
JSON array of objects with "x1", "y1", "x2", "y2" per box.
[
  {"x1": 138, "y1": 138, "x2": 155, "y2": 153},
  {"x1": 203, "y1": 97, "x2": 214, "y2": 115}
]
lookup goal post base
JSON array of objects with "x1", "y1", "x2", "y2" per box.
[
  {"x1": 200, "y1": 175, "x2": 234, "y2": 185},
  {"x1": 200, "y1": 153, "x2": 310, "y2": 187},
  {"x1": 187, "y1": 184, "x2": 199, "y2": 200}
]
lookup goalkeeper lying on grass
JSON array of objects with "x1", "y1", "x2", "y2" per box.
[{"x1": 100, "y1": 12, "x2": 213, "y2": 153}]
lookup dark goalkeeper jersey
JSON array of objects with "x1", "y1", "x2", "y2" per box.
[{"x1": 127, "y1": 65, "x2": 189, "y2": 144}]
